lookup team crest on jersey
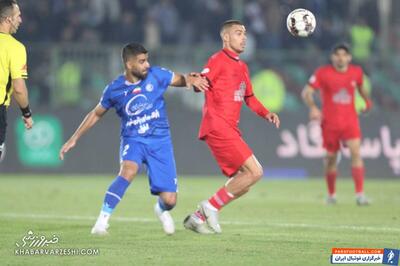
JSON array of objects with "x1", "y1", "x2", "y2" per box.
[{"x1": 145, "y1": 84, "x2": 154, "y2": 92}]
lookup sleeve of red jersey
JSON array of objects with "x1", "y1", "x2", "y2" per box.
[
  {"x1": 308, "y1": 68, "x2": 322, "y2": 90},
  {"x1": 243, "y1": 65, "x2": 270, "y2": 118},
  {"x1": 201, "y1": 55, "x2": 222, "y2": 87}
]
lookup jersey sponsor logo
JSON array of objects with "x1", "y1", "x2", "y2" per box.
[
  {"x1": 234, "y1": 81, "x2": 246, "y2": 102},
  {"x1": 125, "y1": 94, "x2": 153, "y2": 116},
  {"x1": 126, "y1": 109, "x2": 160, "y2": 127},
  {"x1": 145, "y1": 83, "x2": 154, "y2": 92},
  {"x1": 333, "y1": 88, "x2": 351, "y2": 104},
  {"x1": 138, "y1": 123, "x2": 150, "y2": 134},
  {"x1": 126, "y1": 110, "x2": 160, "y2": 135}
]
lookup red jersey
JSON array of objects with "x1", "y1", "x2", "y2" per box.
[
  {"x1": 199, "y1": 49, "x2": 269, "y2": 139},
  {"x1": 308, "y1": 64, "x2": 363, "y2": 129}
]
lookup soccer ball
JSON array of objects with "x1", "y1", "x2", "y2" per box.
[{"x1": 286, "y1": 8, "x2": 316, "y2": 37}]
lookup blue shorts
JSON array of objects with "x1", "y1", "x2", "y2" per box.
[{"x1": 119, "y1": 137, "x2": 178, "y2": 195}]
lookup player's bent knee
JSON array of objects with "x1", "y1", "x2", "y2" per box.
[
  {"x1": 325, "y1": 155, "x2": 337, "y2": 167},
  {"x1": 249, "y1": 155, "x2": 264, "y2": 181},
  {"x1": 119, "y1": 167, "x2": 137, "y2": 181},
  {"x1": 160, "y1": 193, "x2": 177, "y2": 209},
  {"x1": 252, "y1": 166, "x2": 264, "y2": 182},
  {"x1": 119, "y1": 161, "x2": 139, "y2": 181}
]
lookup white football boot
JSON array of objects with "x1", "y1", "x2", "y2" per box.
[
  {"x1": 198, "y1": 201, "x2": 222, "y2": 233},
  {"x1": 0, "y1": 143, "x2": 5, "y2": 163},
  {"x1": 91, "y1": 211, "x2": 110, "y2": 235},
  {"x1": 356, "y1": 194, "x2": 371, "y2": 206},
  {"x1": 154, "y1": 203, "x2": 175, "y2": 235},
  {"x1": 91, "y1": 221, "x2": 109, "y2": 235},
  {"x1": 183, "y1": 214, "x2": 215, "y2": 234}
]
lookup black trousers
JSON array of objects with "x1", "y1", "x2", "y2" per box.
[{"x1": 0, "y1": 105, "x2": 7, "y2": 145}]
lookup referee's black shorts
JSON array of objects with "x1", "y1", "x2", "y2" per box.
[{"x1": 0, "y1": 105, "x2": 7, "y2": 144}]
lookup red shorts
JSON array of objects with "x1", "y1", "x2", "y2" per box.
[
  {"x1": 322, "y1": 123, "x2": 361, "y2": 153},
  {"x1": 204, "y1": 130, "x2": 253, "y2": 177}
]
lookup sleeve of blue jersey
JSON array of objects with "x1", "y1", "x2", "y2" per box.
[
  {"x1": 99, "y1": 85, "x2": 113, "y2": 109},
  {"x1": 152, "y1": 66, "x2": 174, "y2": 88}
]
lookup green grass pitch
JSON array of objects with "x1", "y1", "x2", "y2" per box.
[{"x1": 0, "y1": 175, "x2": 399, "y2": 266}]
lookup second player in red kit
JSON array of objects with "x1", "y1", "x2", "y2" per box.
[
  {"x1": 184, "y1": 20, "x2": 280, "y2": 234},
  {"x1": 303, "y1": 43, "x2": 372, "y2": 206}
]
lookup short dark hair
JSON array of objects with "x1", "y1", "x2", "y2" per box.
[
  {"x1": 332, "y1": 43, "x2": 351, "y2": 54},
  {"x1": 220, "y1": 19, "x2": 244, "y2": 34},
  {"x1": 121, "y1": 43, "x2": 148, "y2": 64},
  {"x1": 0, "y1": 0, "x2": 17, "y2": 21}
]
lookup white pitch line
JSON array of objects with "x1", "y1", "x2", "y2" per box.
[{"x1": 0, "y1": 213, "x2": 399, "y2": 233}]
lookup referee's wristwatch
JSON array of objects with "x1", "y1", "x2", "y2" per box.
[{"x1": 20, "y1": 105, "x2": 32, "y2": 118}]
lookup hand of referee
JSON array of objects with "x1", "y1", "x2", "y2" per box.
[
  {"x1": 22, "y1": 116, "x2": 33, "y2": 130},
  {"x1": 266, "y1": 112, "x2": 280, "y2": 128}
]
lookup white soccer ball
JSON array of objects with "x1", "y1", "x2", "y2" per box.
[{"x1": 286, "y1": 8, "x2": 316, "y2": 37}]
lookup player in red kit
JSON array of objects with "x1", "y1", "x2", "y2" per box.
[
  {"x1": 302, "y1": 43, "x2": 372, "y2": 206},
  {"x1": 183, "y1": 20, "x2": 280, "y2": 234}
]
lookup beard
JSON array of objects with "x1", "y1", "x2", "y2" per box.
[{"x1": 130, "y1": 69, "x2": 148, "y2": 80}]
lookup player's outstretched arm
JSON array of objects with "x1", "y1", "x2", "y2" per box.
[
  {"x1": 170, "y1": 72, "x2": 209, "y2": 92},
  {"x1": 12, "y1": 78, "x2": 33, "y2": 130},
  {"x1": 243, "y1": 94, "x2": 280, "y2": 128},
  {"x1": 302, "y1": 85, "x2": 321, "y2": 121},
  {"x1": 59, "y1": 104, "x2": 108, "y2": 160}
]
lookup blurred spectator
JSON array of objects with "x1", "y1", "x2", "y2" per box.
[
  {"x1": 150, "y1": 0, "x2": 179, "y2": 44},
  {"x1": 350, "y1": 19, "x2": 374, "y2": 62},
  {"x1": 112, "y1": 11, "x2": 141, "y2": 43},
  {"x1": 86, "y1": 0, "x2": 121, "y2": 27},
  {"x1": 144, "y1": 10, "x2": 161, "y2": 50}
]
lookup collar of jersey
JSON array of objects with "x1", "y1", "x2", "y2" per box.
[
  {"x1": 222, "y1": 48, "x2": 240, "y2": 61},
  {"x1": 124, "y1": 76, "x2": 142, "y2": 86}
]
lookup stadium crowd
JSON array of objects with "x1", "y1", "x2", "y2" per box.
[{"x1": 16, "y1": 0, "x2": 387, "y2": 49}]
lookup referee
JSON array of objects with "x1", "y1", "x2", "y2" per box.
[{"x1": 0, "y1": 0, "x2": 33, "y2": 162}]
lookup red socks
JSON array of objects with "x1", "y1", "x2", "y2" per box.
[
  {"x1": 208, "y1": 187, "x2": 234, "y2": 210},
  {"x1": 326, "y1": 171, "x2": 337, "y2": 197},
  {"x1": 352, "y1": 167, "x2": 364, "y2": 194}
]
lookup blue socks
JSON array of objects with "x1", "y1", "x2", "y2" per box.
[{"x1": 102, "y1": 176, "x2": 130, "y2": 214}]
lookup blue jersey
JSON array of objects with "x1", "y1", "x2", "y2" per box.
[{"x1": 100, "y1": 66, "x2": 174, "y2": 142}]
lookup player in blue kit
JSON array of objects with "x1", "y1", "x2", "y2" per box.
[{"x1": 59, "y1": 43, "x2": 209, "y2": 235}]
